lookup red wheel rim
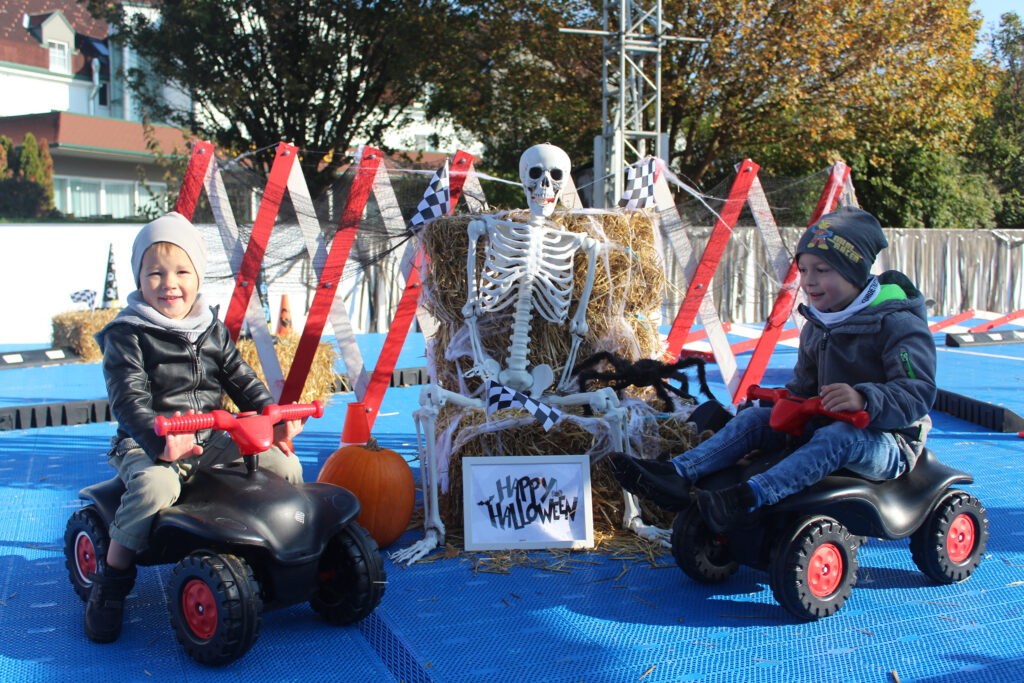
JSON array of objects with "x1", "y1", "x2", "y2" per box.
[
  {"x1": 946, "y1": 513, "x2": 976, "y2": 563},
  {"x1": 808, "y1": 543, "x2": 843, "y2": 598},
  {"x1": 181, "y1": 579, "x2": 218, "y2": 640},
  {"x1": 75, "y1": 532, "x2": 96, "y2": 582}
]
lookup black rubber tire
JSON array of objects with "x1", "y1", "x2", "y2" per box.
[
  {"x1": 670, "y1": 505, "x2": 739, "y2": 584},
  {"x1": 168, "y1": 552, "x2": 263, "y2": 666},
  {"x1": 64, "y1": 506, "x2": 109, "y2": 601},
  {"x1": 310, "y1": 524, "x2": 386, "y2": 625},
  {"x1": 910, "y1": 490, "x2": 988, "y2": 584},
  {"x1": 769, "y1": 516, "x2": 859, "y2": 621}
]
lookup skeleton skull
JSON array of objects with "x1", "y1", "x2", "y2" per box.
[{"x1": 519, "y1": 144, "x2": 571, "y2": 218}]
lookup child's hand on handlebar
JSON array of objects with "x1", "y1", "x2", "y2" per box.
[
  {"x1": 820, "y1": 383, "x2": 866, "y2": 413},
  {"x1": 273, "y1": 408, "x2": 307, "y2": 457},
  {"x1": 158, "y1": 410, "x2": 204, "y2": 462}
]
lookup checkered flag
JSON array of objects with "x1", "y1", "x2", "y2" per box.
[
  {"x1": 485, "y1": 381, "x2": 565, "y2": 432},
  {"x1": 409, "y1": 159, "x2": 450, "y2": 229},
  {"x1": 619, "y1": 157, "x2": 658, "y2": 210},
  {"x1": 101, "y1": 243, "x2": 118, "y2": 308},
  {"x1": 70, "y1": 289, "x2": 97, "y2": 310}
]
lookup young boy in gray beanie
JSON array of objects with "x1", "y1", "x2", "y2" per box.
[
  {"x1": 84, "y1": 211, "x2": 306, "y2": 643},
  {"x1": 611, "y1": 206, "x2": 937, "y2": 533}
]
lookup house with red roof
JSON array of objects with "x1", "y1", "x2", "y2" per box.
[{"x1": 0, "y1": 1, "x2": 186, "y2": 218}]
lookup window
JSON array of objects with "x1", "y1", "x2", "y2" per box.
[
  {"x1": 53, "y1": 177, "x2": 69, "y2": 215},
  {"x1": 69, "y1": 180, "x2": 101, "y2": 217},
  {"x1": 138, "y1": 182, "x2": 169, "y2": 216},
  {"x1": 104, "y1": 182, "x2": 134, "y2": 219},
  {"x1": 48, "y1": 41, "x2": 70, "y2": 74}
]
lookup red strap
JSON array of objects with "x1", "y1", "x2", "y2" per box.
[
  {"x1": 359, "y1": 151, "x2": 476, "y2": 426},
  {"x1": 278, "y1": 147, "x2": 383, "y2": 405},
  {"x1": 969, "y1": 309, "x2": 1024, "y2": 333},
  {"x1": 362, "y1": 248, "x2": 425, "y2": 428},
  {"x1": 664, "y1": 161, "x2": 759, "y2": 361},
  {"x1": 733, "y1": 163, "x2": 850, "y2": 402},
  {"x1": 729, "y1": 326, "x2": 800, "y2": 354},
  {"x1": 448, "y1": 150, "x2": 474, "y2": 207},
  {"x1": 174, "y1": 141, "x2": 216, "y2": 219},
  {"x1": 223, "y1": 143, "x2": 299, "y2": 341},
  {"x1": 929, "y1": 310, "x2": 975, "y2": 332}
]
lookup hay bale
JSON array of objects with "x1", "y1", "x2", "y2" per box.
[
  {"x1": 420, "y1": 210, "x2": 666, "y2": 392},
  {"x1": 434, "y1": 404, "x2": 701, "y2": 534},
  {"x1": 51, "y1": 309, "x2": 120, "y2": 362},
  {"x1": 417, "y1": 209, "x2": 705, "y2": 537},
  {"x1": 226, "y1": 333, "x2": 339, "y2": 410}
]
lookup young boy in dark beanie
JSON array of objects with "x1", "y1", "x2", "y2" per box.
[
  {"x1": 612, "y1": 206, "x2": 937, "y2": 533},
  {"x1": 85, "y1": 212, "x2": 307, "y2": 643}
]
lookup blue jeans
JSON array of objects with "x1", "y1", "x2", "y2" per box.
[{"x1": 670, "y1": 407, "x2": 906, "y2": 507}]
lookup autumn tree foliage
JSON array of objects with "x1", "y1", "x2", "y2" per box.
[
  {"x1": 659, "y1": 1, "x2": 989, "y2": 184},
  {"x1": 431, "y1": 0, "x2": 992, "y2": 225},
  {"x1": 90, "y1": 0, "x2": 459, "y2": 197},
  {"x1": 425, "y1": 1, "x2": 603, "y2": 190}
]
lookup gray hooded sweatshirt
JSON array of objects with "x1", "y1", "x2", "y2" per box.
[{"x1": 787, "y1": 270, "x2": 937, "y2": 470}]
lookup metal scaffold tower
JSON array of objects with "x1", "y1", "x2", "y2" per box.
[{"x1": 563, "y1": 2, "x2": 703, "y2": 207}]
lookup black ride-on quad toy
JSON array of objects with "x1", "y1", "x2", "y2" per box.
[
  {"x1": 63, "y1": 402, "x2": 386, "y2": 665},
  {"x1": 671, "y1": 386, "x2": 988, "y2": 621}
]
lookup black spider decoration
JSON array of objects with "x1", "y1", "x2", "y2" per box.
[{"x1": 571, "y1": 351, "x2": 715, "y2": 413}]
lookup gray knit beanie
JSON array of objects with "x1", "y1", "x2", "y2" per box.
[
  {"x1": 131, "y1": 211, "x2": 208, "y2": 288},
  {"x1": 795, "y1": 206, "x2": 888, "y2": 288}
]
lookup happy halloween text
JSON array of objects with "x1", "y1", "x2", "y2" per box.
[{"x1": 476, "y1": 475, "x2": 578, "y2": 530}]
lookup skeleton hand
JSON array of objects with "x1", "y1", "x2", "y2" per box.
[
  {"x1": 464, "y1": 358, "x2": 501, "y2": 380},
  {"x1": 390, "y1": 529, "x2": 442, "y2": 565}
]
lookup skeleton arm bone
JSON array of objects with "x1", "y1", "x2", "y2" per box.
[
  {"x1": 392, "y1": 384, "x2": 486, "y2": 565},
  {"x1": 558, "y1": 236, "x2": 599, "y2": 391},
  {"x1": 462, "y1": 218, "x2": 499, "y2": 379}
]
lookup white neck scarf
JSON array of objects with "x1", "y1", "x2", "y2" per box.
[
  {"x1": 808, "y1": 276, "x2": 880, "y2": 327},
  {"x1": 123, "y1": 290, "x2": 215, "y2": 342}
]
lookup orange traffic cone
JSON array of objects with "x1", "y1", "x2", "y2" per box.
[
  {"x1": 340, "y1": 401, "x2": 371, "y2": 446},
  {"x1": 276, "y1": 294, "x2": 293, "y2": 336}
]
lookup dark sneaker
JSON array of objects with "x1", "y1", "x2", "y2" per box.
[
  {"x1": 609, "y1": 452, "x2": 692, "y2": 511},
  {"x1": 84, "y1": 565, "x2": 136, "y2": 643},
  {"x1": 695, "y1": 483, "x2": 756, "y2": 533}
]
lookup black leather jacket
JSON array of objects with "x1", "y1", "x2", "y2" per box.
[{"x1": 96, "y1": 317, "x2": 272, "y2": 462}]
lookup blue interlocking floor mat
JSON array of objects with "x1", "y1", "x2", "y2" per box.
[{"x1": 0, "y1": 320, "x2": 1021, "y2": 682}]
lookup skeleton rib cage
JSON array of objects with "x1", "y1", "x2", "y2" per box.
[{"x1": 476, "y1": 220, "x2": 584, "y2": 324}]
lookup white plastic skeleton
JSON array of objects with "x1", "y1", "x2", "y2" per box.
[{"x1": 392, "y1": 144, "x2": 669, "y2": 565}]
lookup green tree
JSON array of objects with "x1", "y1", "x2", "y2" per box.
[
  {"x1": 17, "y1": 133, "x2": 43, "y2": 184},
  {"x1": 850, "y1": 145, "x2": 999, "y2": 228},
  {"x1": 89, "y1": 0, "x2": 460, "y2": 197},
  {"x1": 972, "y1": 12, "x2": 1024, "y2": 227},
  {"x1": 1, "y1": 135, "x2": 16, "y2": 177},
  {"x1": 425, "y1": 1, "x2": 602, "y2": 201},
  {"x1": 0, "y1": 134, "x2": 50, "y2": 219},
  {"x1": 37, "y1": 137, "x2": 55, "y2": 211}
]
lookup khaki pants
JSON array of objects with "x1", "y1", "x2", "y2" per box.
[{"x1": 107, "y1": 430, "x2": 304, "y2": 551}]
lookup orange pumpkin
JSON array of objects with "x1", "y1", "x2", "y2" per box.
[{"x1": 317, "y1": 436, "x2": 416, "y2": 548}]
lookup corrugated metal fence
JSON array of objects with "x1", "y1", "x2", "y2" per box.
[{"x1": 662, "y1": 227, "x2": 1024, "y2": 324}]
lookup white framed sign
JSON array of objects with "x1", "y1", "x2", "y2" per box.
[{"x1": 462, "y1": 454, "x2": 594, "y2": 551}]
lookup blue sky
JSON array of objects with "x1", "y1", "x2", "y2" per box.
[{"x1": 972, "y1": 0, "x2": 1019, "y2": 28}]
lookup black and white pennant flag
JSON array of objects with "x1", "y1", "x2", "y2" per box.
[
  {"x1": 619, "y1": 157, "x2": 658, "y2": 210},
  {"x1": 409, "y1": 159, "x2": 451, "y2": 229},
  {"x1": 102, "y1": 243, "x2": 118, "y2": 308},
  {"x1": 485, "y1": 381, "x2": 565, "y2": 432},
  {"x1": 70, "y1": 289, "x2": 97, "y2": 310}
]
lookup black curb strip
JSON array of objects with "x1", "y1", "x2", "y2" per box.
[
  {"x1": 934, "y1": 388, "x2": 1024, "y2": 433},
  {"x1": 0, "y1": 367, "x2": 431, "y2": 431}
]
